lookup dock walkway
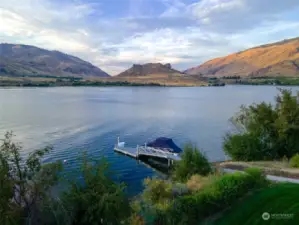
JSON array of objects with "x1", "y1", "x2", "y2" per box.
[
  {"x1": 114, "y1": 145, "x2": 181, "y2": 162},
  {"x1": 114, "y1": 146, "x2": 138, "y2": 158}
]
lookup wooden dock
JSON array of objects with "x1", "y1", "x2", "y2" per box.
[
  {"x1": 114, "y1": 146, "x2": 138, "y2": 158},
  {"x1": 114, "y1": 142, "x2": 181, "y2": 165}
]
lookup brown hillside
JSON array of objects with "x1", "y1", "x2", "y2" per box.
[
  {"x1": 0, "y1": 43, "x2": 110, "y2": 77},
  {"x1": 113, "y1": 63, "x2": 208, "y2": 86},
  {"x1": 117, "y1": 63, "x2": 182, "y2": 77},
  {"x1": 185, "y1": 37, "x2": 299, "y2": 77}
]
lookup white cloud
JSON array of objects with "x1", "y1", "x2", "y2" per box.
[
  {"x1": 0, "y1": 9, "x2": 36, "y2": 36},
  {"x1": 0, "y1": 8, "x2": 91, "y2": 53},
  {"x1": 1, "y1": 0, "x2": 97, "y2": 23},
  {"x1": 189, "y1": 0, "x2": 245, "y2": 19},
  {"x1": 96, "y1": 29, "x2": 192, "y2": 65},
  {"x1": 1, "y1": 0, "x2": 299, "y2": 75},
  {"x1": 33, "y1": 30, "x2": 90, "y2": 53},
  {"x1": 187, "y1": 0, "x2": 299, "y2": 33}
]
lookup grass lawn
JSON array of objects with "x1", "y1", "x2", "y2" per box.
[{"x1": 213, "y1": 183, "x2": 299, "y2": 225}]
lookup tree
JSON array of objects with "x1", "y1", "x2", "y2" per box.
[
  {"x1": 0, "y1": 132, "x2": 132, "y2": 225},
  {"x1": 62, "y1": 153, "x2": 131, "y2": 225},
  {"x1": 0, "y1": 132, "x2": 62, "y2": 225},
  {"x1": 173, "y1": 143, "x2": 211, "y2": 182},
  {"x1": 224, "y1": 89, "x2": 299, "y2": 161}
]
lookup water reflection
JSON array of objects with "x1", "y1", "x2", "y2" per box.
[{"x1": 1, "y1": 86, "x2": 299, "y2": 195}]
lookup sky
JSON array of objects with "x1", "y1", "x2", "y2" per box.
[{"x1": 1, "y1": 0, "x2": 299, "y2": 75}]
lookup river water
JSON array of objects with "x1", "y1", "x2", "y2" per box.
[{"x1": 0, "y1": 85, "x2": 298, "y2": 194}]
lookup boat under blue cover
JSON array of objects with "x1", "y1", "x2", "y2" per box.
[{"x1": 146, "y1": 137, "x2": 182, "y2": 153}]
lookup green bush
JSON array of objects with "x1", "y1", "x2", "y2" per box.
[
  {"x1": 173, "y1": 143, "x2": 212, "y2": 182},
  {"x1": 290, "y1": 154, "x2": 299, "y2": 168},
  {"x1": 133, "y1": 178, "x2": 191, "y2": 225},
  {"x1": 158, "y1": 170, "x2": 268, "y2": 224},
  {"x1": 171, "y1": 183, "x2": 189, "y2": 196},
  {"x1": 244, "y1": 167, "x2": 268, "y2": 188},
  {"x1": 212, "y1": 173, "x2": 249, "y2": 205},
  {"x1": 224, "y1": 89, "x2": 299, "y2": 161},
  {"x1": 142, "y1": 178, "x2": 173, "y2": 205},
  {"x1": 186, "y1": 174, "x2": 217, "y2": 192}
]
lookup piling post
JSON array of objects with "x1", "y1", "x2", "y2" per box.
[{"x1": 168, "y1": 159, "x2": 170, "y2": 167}]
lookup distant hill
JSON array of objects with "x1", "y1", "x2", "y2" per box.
[
  {"x1": 185, "y1": 37, "x2": 299, "y2": 77},
  {"x1": 107, "y1": 63, "x2": 206, "y2": 86},
  {"x1": 117, "y1": 63, "x2": 182, "y2": 77},
  {"x1": 0, "y1": 43, "x2": 110, "y2": 77}
]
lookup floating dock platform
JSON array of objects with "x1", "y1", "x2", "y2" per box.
[
  {"x1": 114, "y1": 146, "x2": 138, "y2": 158},
  {"x1": 114, "y1": 138, "x2": 181, "y2": 166}
]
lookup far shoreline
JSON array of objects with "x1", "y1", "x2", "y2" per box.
[{"x1": 1, "y1": 75, "x2": 299, "y2": 87}]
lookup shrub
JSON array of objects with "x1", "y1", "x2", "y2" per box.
[
  {"x1": 159, "y1": 171, "x2": 268, "y2": 224},
  {"x1": 244, "y1": 167, "x2": 268, "y2": 188},
  {"x1": 224, "y1": 89, "x2": 299, "y2": 161},
  {"x1": 171, "y1": 183, "x2": 189, "y2": 196},
  {"x1": 210, "y1": 172, "x2": 254, "y2": 206},
  {"x1": 186, "y1": 174, "x2": 216, "y2": 192},
  {"x1": 186, "y1": 174, "x2": 204, "y2": 192},
  {"x1": 133, "y1": 178, "x2": 187, "y2": 225},
  {"x1": 244, "y1": 166, "x2": 262, "y2": 176},
  {"x1": 132, "y1": 199, "x2": 172, "y2": 225},
  {"x1": 173, "y1": 143, "x2": 212, "y2": 182},
  {"x1": 142, "y1": 178, "x2": 173, "y2": 205},
  {"x1": 128, "y1": 214, "x2": 145, "y2": 225},
  {"x1": 290, "y1": 154, "x2": 299, "y2": 168}
]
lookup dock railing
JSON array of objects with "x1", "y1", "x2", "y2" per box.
[
  {"x1": 115, "y1": 137, "x2": 181, "y2": 161},
  {"x1": 138, "y1": 146, "x2": 178, "y2": 158}
]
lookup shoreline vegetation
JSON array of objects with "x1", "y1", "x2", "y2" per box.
[
  {"x1": 0, "y1": 74, "x2": 211, "y2": 87},
  {"x1": 0, "y1": 76, "x2": 165, "y2": 87},
  {"x1": 1, "y1": 75, "x2": 299, "y2": 87},
  {"x1": 212, "y1": 76, "x2": 299, "y2": 86},
  {"x1": 1, "y1": 89, "x2": 299, "y2": 225}
]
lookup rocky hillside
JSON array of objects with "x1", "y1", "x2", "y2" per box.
[
  {"x1": 0, "y1": 44, "x2": 110, "y2": 77},
  {"x1": 112, "y1": 63, "x2": 206, "y2": 86},
  {"x1": 117, "y1": 63, "x2": 182, "y2": 77},
  {"x1": 185, "y1": 37, "x2": 299, "y2": 77}
]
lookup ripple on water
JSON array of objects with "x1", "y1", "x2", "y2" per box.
[{"x1": 1, "y1": 86, "x2": 299, "y2": 195}]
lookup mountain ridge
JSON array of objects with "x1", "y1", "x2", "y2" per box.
[
  {"x1": 0, "y1": 43, "x2": 110, "y2": 77},
  {"x1": 185, "y1": 37, "x2": 299, "y2": 77}
]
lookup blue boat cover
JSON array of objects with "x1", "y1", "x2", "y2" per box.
[{"x1": 147, "y1": 137, "x2": 182, "y2": 153}]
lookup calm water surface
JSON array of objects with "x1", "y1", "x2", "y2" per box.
[{"x1": 1, "y1": 85, "x2": 298, "y2": 194}]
